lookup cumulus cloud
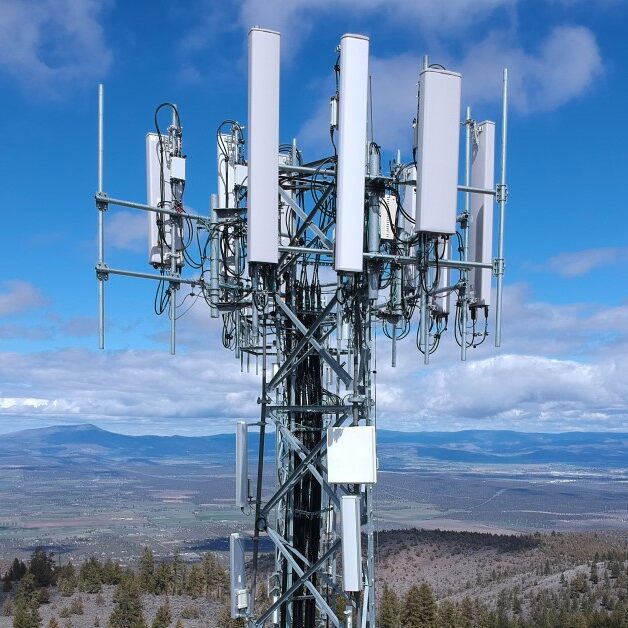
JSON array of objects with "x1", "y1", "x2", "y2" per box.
[
  {"x1": 2, "y1": 282, "x2": 628, "y2": 435},
  {"x1": 0, "y1": 280, "x2": 47, "y2": 316},
  {"x1": 0, "y1": 346, "x2": 259, "y2": 435},
  {"x1": 238, "y1": 0, "x2": 516, "y2": 57},
  {"x1": 544, "y1": 247, "x2": 628, "y2": 277},
  {"x1": 373, "y1": 350, "x2": 628, "y2": 432},
  {"x1": 459, "y1": 26, "x2": 603, "y2": 113},
  {"x1": 0, "y1": 0, "x2": 112, "y2": 96},
  {"x1": 107, "y1": 211, "x2": 147, "y2": 252},
  {"x1": 299, "y1": 25, "x2": 602, "y2": 151}
]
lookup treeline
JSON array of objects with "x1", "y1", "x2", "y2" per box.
[
  {"x1": 1, "y1": 546, "x2": 243, "y2": 627},
  {"x1": 379, "y1": 561, "x2": 628, "y2": 628}
]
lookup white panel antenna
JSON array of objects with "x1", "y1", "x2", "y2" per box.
[
  {"x1": 146, "y1": 133, "x2": 184, "y2": 268},
  {"x1": 469, "y1": 121, "x2": 495, "y2": 306},
  {"x1": 247, "y1": 28, "x2": 280, "y2": 265},
  {"x1": 229, "y1": 533, "x2": 248, "y2": 618},
  {"x1": 414, "y1": 68, "x2": 462, "y2": 234},
  {"x1": 327, "y1": 426, "x2": 377, "y2": 484},
  {"x1": 235, "y1": 421, "x2": 249, "y2": 509},
  {"x1": 334, "y1": 34, "x2": 369, "y2": 273},
  {"x1": 341, "y1": 495, "x2": 362, "y2": 592}
]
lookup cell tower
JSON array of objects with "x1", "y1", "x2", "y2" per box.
[{"x1": 94, "y1": 28, "x2": 509, "y2": 628}]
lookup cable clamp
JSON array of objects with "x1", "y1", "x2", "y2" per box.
[
  {"x1": 95, "y1": 191, "x2": 109, "y2": 211},
  {"x1": 95, "y1": 263, "x2": 109, "y2": 281},
  {"x1": 492, "y1": 258, "x2": 505, "y2": 277},
  {"x1": 496, "y1": 184, "x2": 508, "y2": 203}
]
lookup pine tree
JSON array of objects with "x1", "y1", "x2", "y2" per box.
[
  {"x1": 185, "y1": 565, "x2": 204, "y2": 598},
  {"x1": 402, "y1": 582, "x2": 437, "y2": 628},
  {"x1": 151, "y1": 600, "x2": 172, "y2": 628},
  {"x1": 170, "y1": 552, "x2": 183, "y2": 596},
  {"x1": 80, "y1": 558, "x2": 103, "y2": 594},
  {"x1": 9, "y1": 559, "x2": 28, "y2": 582},
  {"x1": 378, "y1": 583, "x2": 400, "y2": 628},
  {"x1": 153, "y1": 564, "x2": 172, "y2": 596},
  {"x1": 202, "y1": 553, "x2": 227, "y2": 599},
  {"x1": 13, "y1": 573, "x2": 42, "y2": 628},
  {"x1": 29, "y1": 548, "x2": 55, "y2": 588},
  {"x1": 458, "y1": 596, "x2": 475, "y2": 628},
  {"x1": 138, "y1": 548, "x2": 155, "y2": 594},
  {"x1": 57, "y1": 563, "x2": 77, "y2": 597},
  {"x1": 590, "y1": 561, "x2": 599, "y2": 584},
  {"x1": 438, "y1": 600, "x2": 460, "y2": 628},
  {"x1": 108, "y1": 575, "x2": 147, "y2": 628},
  {"x1": 102, "y1": 560, "x2": 123, "y2": 586}
]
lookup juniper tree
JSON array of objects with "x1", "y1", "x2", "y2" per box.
[{"x1": 13, "y1": 573, "x2": 41, "y2": 628}]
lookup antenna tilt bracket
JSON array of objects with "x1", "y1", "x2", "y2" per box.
[
  {"x1": 95, "y1": 192, "x2": 109, "y2": 212},
  {"x1": 493, "y1": 258, "x2": 505, "y2": 277},
  {"x1": 95, "y1": 262, "x2": 109, "y2": 281},
  {"x1": 496, "y1": 183, "x2": 508, "y2": 203}
]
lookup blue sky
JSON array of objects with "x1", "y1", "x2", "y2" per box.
[{"x1": 1, "y1": 0, "x2": 627, "y2": 435}]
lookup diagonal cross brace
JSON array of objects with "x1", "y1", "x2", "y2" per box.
[
  {"x1": 277, "y1": 423, "x2": 341, "y2": 510},
  {"x1": 279, "y1": 187, "x2": 333, "y2": 249},
  {"x1": 279, "y1": 184, "x2": 334, "y2": 264},
  {"x1": 261, "y1": 411, "x2": 351, "y2": 517},
  {"x1": 269, "y1": 294, "x2": 340, "y2": 389},
  {"x1": 275, "y1": 296, "x2": 353, "y2": 388},
  {"x1": 262, "y1": 526, "x2": 340, "y2": 628}
]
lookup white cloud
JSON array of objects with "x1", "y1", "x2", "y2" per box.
[
  {"x1": 374, "y1": 351, "x2": 628, "y2": 432},
  {"x1": 0, "y1": 0, "x2": 112, "y2": 96},
  {"x1": 544, "y1": 247, "x2": 628, "y2": 277},
  {"x1": 459, "y1": 26, "x2": 603, "y2": 113},
  {"x1": 2, "y1": 282, "x2": 628, "y2": 435},
  {"x1": 0, "y1": 346, "x2": 260, "y2": 435},
  {"x1": 300, "y1": 53, "x2": 420, "y2": 151},
  {"x1": 0, "y1": 280, "x2": 47, "y2": 316},
  {"x1": 238, "y1": 0, "x2": 516, "y2": 57},
  {"x1": 299, "y1": 25, "x2": 602, "y2": 151},
  {"x1": 107, "y1": 211, "x2": 147, "y2": 252}
]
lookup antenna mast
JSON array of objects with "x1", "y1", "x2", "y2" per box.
[{"x1": 94, "y1": 29, "x2": 509, "y2": 628}]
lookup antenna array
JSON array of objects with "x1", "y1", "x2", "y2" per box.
[{"x1": 94, "y1": 29, "x2": 509, "y2": 628}]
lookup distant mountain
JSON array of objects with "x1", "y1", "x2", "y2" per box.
[
  {"x1": 1, "y1": 424, "x2": 626, "y2": 468},
  {"x1": 377, "y1": 430, "x2": 628, "y2": 468}
]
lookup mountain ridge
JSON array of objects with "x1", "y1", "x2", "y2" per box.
[{"x1": 0, "y1": 423, "x2": 626, "y2": 468}]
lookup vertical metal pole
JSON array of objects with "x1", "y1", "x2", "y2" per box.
[
  {"x1": 250, "y1": 288, "x2": 268, "y2": 620},
  {"x1": 169, "y1": 107, "x2": 179, "y2": 355},
  {"x1": 495, "y1": 69, "x2": 508, "y2": 348},
  {"x1": 420, "y1": 289, "x2": 428, "y2": 365},
  {"x1": 169, "y1": 264, "x2": 177, "y2": 355},
  {"x1": 461, "y1": 107, "x2": 471, "y2": 361},
  {"x1": 365, "y1": 310, "x2": 375, "y2": 627},
  {"x1": 210, "y1": 194, "x2": 219, "y2": 318},
  {"x1": 97, "y1": 84, "x2": 105, "y2": 350}
]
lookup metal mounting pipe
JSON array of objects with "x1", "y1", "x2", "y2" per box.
[
  {"x1": 97, "y1": 84, "x2": 105, "y2": 350},
  {"x1": 96, "y1": 265, "x2": 201, "y2": 286},
  {"x1": 495, "y1": 68, "x2": 509, "y2": 347},
  {"x1": 461, "y1": 106, "x2": 471, "y2": 362},
  {"x1": 98, "y1": 195, "x2": 208, "y2": 222}
]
